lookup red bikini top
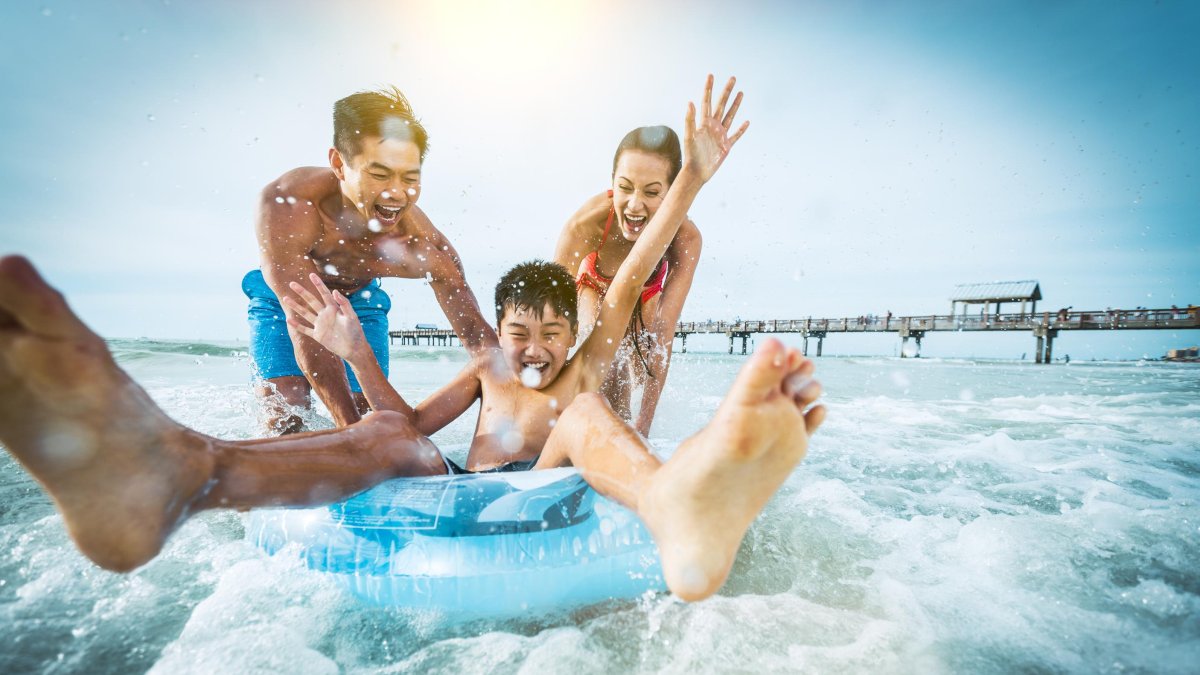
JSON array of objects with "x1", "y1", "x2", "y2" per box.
[{"x1": 575, "y1": 190, "x2": 669, "y2": 304}]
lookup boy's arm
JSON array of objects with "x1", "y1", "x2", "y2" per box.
[
  {"x1": 409, "y1": 363, "x2": 483, "y2": 436},
  {"x1": 283, "y1": 274, "x2": 415, "y2": 419},
  {"x1": 284, "y1": 273, "x2": 483, "y2": 435},
  {"x1": 575, "y1": 75, "x2": 748, "y2": 390}
]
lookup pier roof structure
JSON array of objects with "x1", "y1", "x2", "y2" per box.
[{"x1": 950, "y1": 280, "x2": 1041, "y2": 316}]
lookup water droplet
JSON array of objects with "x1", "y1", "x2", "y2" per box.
[
  {"x1": 368, "y1": 218, "x2": 382, "y2": 232},
  {"x1": 501, "y1": 426, "x2": 524, "y2": 451},
  {"x1": 520, "y1": 367, "x2": 541, "y2": 387},
  {"x1": 324, "y1": 264, "x2": 339, "y2": 276},
  {"x1": 381, "y1": 191, "x2": 391, "y2": 200},
  {"x1": 274, "y1": 196, "x2": 284, "y2": 204},
  {"x1": 147, "y1": 114, "x2": 156, "y2": 122},
  {"x1": 407, "y1": 188, "x2": 417, "y2": 196},
  {"x1": 286, "y1": 196, "x2": 297, "y2": 205}
]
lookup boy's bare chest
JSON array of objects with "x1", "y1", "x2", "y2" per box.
[{"x1": 469, "y1": 382, "x2": 567, "y2": 466}]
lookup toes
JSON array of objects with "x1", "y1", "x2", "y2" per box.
[
  {"x1": 784, "y1": 373, "x2": 822, "y2": 406},
  {"x1": 804, "y1": 404, "x2": 826, "y2": 435},
  {"x1": 0, "y1": 256, "x2": 85, "y2": 338},
  {"x1": 732, "y1": 338, "x2": 788, "y2": 399}
]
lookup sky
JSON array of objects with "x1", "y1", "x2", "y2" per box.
[{"x1": 1, "y1": 0, "x2": 1197, "y2": 360}]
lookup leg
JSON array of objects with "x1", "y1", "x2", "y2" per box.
[
  {"x1": 245, "y1": 269, "x2": 314, "y2": 435},
  {"x1": 0, "y1": 256, "x2": 445, "y2": 571},
  {"x1": 536, "y1": 392, "x2": 660, "y2": 507},
  {"x1": 352, "y1": 391, "x2": 372, "y2": 417},
  {"x1": 255, "y1": 375, "x2": 310, "y2": 435},
  {"x1": 539, "y1": 338, "x2": 825, "y2": 602}
]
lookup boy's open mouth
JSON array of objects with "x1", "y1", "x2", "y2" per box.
[{"x1": 519, "y1": 361, "x2": 549, "y2": 387}]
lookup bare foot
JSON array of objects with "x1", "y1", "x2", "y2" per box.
[
  {"x1": 0, "y1": 256, "x2": 217, "y2": 571},
  {"x1": 638, "y1": 338, "x2": 825, "y2": 601}
]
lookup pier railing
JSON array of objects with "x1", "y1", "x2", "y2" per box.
[
  {"x1": 673, "y1": 308, "x2": 1199, "y2": 360},
  {"x1": 388, "y1": 308, "x2": 1198, "y2": 362},
  {"x1": 676, "y1": 308, "x2": 1198, "y2": 336}
]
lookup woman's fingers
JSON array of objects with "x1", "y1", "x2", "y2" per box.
[
  {"x1": 701, "y1": 73, "x2": 714, "y2": 121},
  {"x1": 713, "y1": 76, "x2": 735, "y2": 124},
  {"x1": 728, "y1": 120, "x2": 750, "y2": 147},
  {"x1": 722, "y1": 90, "x2": 743, "y2": 130}
]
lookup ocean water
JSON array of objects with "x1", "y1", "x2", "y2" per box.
[{"x1": 1, "y1": 341, "x2": 1198, "y2": 674}]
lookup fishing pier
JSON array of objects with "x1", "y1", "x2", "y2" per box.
[
  {"x1": 674, "y1": 308, "x2": 1200, "y2": 362},
  {"x1": 388, "y1": 281, "x2": 1198, "y2": 363}
]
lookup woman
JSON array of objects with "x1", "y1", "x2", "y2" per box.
[{"x1": 553, "y1": 116, "x2": 719, "y2": 436}]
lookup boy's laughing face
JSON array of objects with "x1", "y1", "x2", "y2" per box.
[{"x1": 497, "y1": 302, "x2": 577, "y2": 389}]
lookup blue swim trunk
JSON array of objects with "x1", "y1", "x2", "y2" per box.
[{"x1": 242, "y1": 270, "x2": 392, "y2": 393}]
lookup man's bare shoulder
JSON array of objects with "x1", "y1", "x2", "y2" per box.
[
  {"x1": 256, "y1": 168, "x2": 336, "y2": 247},
  {"x1": 262, "y1": 167, "x2": 339, "y2": 203},
  {"x1": 400, "y1": 203, "x2": 448, "y2": 241}
]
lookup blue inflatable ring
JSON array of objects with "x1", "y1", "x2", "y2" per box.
[{"x1": 246, "y1": 467, "x2": 665, "y2": 616}]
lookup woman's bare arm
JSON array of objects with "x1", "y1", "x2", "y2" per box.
[{"x1": 635, "y1": 221, "x2": 702, "y2": 435}]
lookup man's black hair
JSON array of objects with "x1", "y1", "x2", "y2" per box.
[
  {"x1": 494, "y1": 260, "x2": 578, "y2": 333},
  {"x1": 332, "y1": 86, "x2": 429, "y2": 161}
]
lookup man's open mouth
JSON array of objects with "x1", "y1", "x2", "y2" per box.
[{"x1": 374, "y1": 204, "x2": 403, "y2": 225}]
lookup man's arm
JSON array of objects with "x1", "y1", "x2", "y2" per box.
[
  {"x1": 575, "y1": 75, "x2": 747, "y2": 390},
  {"x1": 635, "y1": 222, "x2": 702, "y2": 435},
  {"x1": 256, "y1": 178, "x2": 362, "y2": 426},
  {"x1": 407, "y1": 210, "x2": 498, "y2": 356}
]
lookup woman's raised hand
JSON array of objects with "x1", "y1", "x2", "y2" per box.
[{"x1": 682, "y1": 74, "x2": 749, "y2": 184}]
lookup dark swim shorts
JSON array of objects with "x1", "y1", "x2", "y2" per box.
[
  {"x1": 241, "y1": 269, "x2": 392, "y2": 393},
  {"x1": 443, "y1": 457, "x2": 540, "y2": 474}
]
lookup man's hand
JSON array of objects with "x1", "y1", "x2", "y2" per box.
[{"x1": 282, "y1": 274, "x2": 372, "y2": 365}]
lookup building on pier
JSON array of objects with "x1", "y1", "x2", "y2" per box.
[{"x1": 949, "y1": 280, "x2": 1042, "y2": 318}]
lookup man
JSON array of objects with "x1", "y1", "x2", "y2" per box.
[
  {"x1": 0, "y1": 76, "x2": 825, "y2": 601},
  {"x1": 247, "y1": 86, "x2": 491, "y2": 433}
]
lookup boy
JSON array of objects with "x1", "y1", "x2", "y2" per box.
[{"x1": 0, "y1": 77, "x2": 824, "y2": 601}]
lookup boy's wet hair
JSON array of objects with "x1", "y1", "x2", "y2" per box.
[
  {"x1": 333, "y1": 86, "x2": 430, "y2": 161},
  {"x1": 612, "y1": 125, "x2": 682, "y2": 184},
  {"x1": 495, "y1": 261, "x2": 578, "y2": 334}
]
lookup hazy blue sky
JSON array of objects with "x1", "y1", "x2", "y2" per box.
[{"x1": 1, "y1": 0, "x2": 1197, "y2": 359}]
